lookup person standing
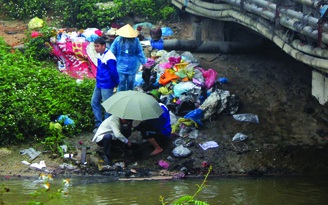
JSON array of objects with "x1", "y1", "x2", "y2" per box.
[
  {"x1": 91, "y1": 37, "x2": 119, "y2": 133},
  {"x1": 133, "y1": 89, "x2": 172, "y2": 156},
  {"x1": 92, "y1": 115, "x2": 133, "y2": 165},
  {"x1": 110, "y1": 24, "x2": 146, "y2": 91}
]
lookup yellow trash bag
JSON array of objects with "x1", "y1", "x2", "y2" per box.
[{"x1": 28, "y1": 17, "x2": 44, "y2": 29}]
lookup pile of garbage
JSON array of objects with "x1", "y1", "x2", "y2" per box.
[{"x1": 135, "y1": 49, "x2": 260, "y2": 159}]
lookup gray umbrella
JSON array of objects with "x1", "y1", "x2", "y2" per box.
[{"x1": 102, "y1": 90, "x2": 163, "y2": 120}]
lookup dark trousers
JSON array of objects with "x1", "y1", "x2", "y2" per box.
[
  {"x1": 97, "y1": 134, "x2": 114, "y2": 157},
  {"x1": 97, "y1": 133, "x2": 137, "y2": 162},
  {"x1": 138, "y1": 122, "x2": 162, "y2": 139},
  {"x1": 137, "y1": 123, "x2": 169, "y2": 147}
]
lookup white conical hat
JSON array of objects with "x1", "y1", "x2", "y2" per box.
[{"x1": 116, "y1": 24, "x2": 138, "y2": 38}]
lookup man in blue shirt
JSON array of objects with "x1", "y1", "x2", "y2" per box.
[
  {"x1": 91, "y1": 37, "x2": 119, "y2": 133},
  {"x1": 133, "y1": 89, "x2": 172, "y2": 156}
]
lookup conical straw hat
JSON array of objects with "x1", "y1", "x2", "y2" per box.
[{"x1": 116, "y1": 24, "x2": 139, "y2": 38}]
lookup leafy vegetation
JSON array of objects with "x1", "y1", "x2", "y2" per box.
[
  {"x1": 1, "y1": 0, "x2": 177, "y2": 28},
  {"x1": 0, "y1": 0, "x2": 177, "y2": 155},
  {"x1": 0, "y1": 36, "x2": 95, "y2": 147},
  {"x1": 160, "y1": 166, "x2": 212, "y2": 205},
  {"x1": 24, "y1": 22, "x2": 57, "y2": 61}
]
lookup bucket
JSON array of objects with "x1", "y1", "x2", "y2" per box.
[{"x1": 151, "y1": 39, "x2": 164, "y2": 50}]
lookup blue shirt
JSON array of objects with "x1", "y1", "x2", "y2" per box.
[
  {"x1": 144, "y1": 103, "x2": 172, "y2": 138},
  {"x1": 96, "y1": 49, "x2": 119, "y2": 89}
]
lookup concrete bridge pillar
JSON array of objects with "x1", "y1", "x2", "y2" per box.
[
  {"x1": 191, "y1": 15, "x2": 225, "y2": 41},
  {"x1": 202, "y1": 19, "x2": 225, "y2": 41},
  {"x1": 312, "y1": 71, "x2": 328, "y2": 105},
  {"x1": 191, "y1": 15, "x2": 202, "y2": 41}
]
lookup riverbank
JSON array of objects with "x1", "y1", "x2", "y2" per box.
[{"x1": 1, "y1": 16, "x2": 328, "y2": 179}]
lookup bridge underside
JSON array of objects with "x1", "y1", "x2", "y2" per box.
[{"x1": 171, "y1": 0, "x2": 328, "y2": 105}]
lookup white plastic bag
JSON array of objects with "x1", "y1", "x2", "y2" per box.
[
  {"x1": 232, "y1": 133, "x2": 248, "y2": 142},
  {"x1": 172, "y1": 145, "x2": 192, "y2": 158},
  {"x1": 233, "y1": 114, "x2": 260, "y2": 124}
]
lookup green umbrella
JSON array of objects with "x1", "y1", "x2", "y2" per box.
[{"x1": 101, "y1": 90, "x2": 164, "y2": 120}]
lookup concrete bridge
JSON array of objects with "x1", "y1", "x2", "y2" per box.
[{"x1": 170, "y1": 0, "x2": 328, "y2": 105}]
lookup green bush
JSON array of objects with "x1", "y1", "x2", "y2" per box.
[
  {"x1": 1, "y1": 0, "x2": 52, "y2": 19},
  {"x1": 53, "y1": 0, "x2": 177, "y2": 28},
  {"x1": 24, "y1": 22, "x2": 57, "y2": 61},
  {"x1": 0, "y1": 37, "x2": 95, "y2": 145},
  {"x1": 0, "y1": 0, "x2": 178, "y2": 147},
  {"x1": 1, "y1": 0, "x2": 177, "y2": 28}
]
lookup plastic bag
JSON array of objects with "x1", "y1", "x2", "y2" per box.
[
  {"x1": 161, "y1": 27, "x2": 174, "y2": 37},
  {"x1": 184, "y1": 108, "x2": 203, "y2": 127},
  {"x1": 188, "y1": 128, "x2": 198, "y2": 139},
  {"x1": 232, "y1": 133, "x2": 248, "y2": 141},
  {"x1": 181, "y1": 51, "x2": 198, "y2": 63},
  {"x1": 172, "y1": 145, "x2": 192, "y2": 158},
  {"x1": 173, "y1": 138, "x2": 194, "y2": 147},
  {"x1": 178, "y1": 125, "x2": 194, "y2": 137},
  {"x1": 200, "y1": 68, "x2": 218, "y2": 89},
  {"x1": 169, "y1": 111, "x2": 178, "y2": 125},
  {"x1": 57, "y1": 115, "x2": 75, "y2": 125},
  {"x1": 28, "y1": 17, "x2": 44, "y2": 29},
  {"x1": 233, "y1": 114, "x2": 260, "y2": 124},
  {"x1": 199, "y1": 141, "x2": 219, "y2": 150},
  {"x1": 158, "y1": 160, "x2": 169, "y2": 169},
  {"x1": 20, "y1": 148, "x2": 41, "y2": 160},
  {"x1": 192, "y1": 68, "x2": 205, "y2": 87},
  {"x1": 173, "y1": 81, "x2": 196, "y2": 97},
  {"x1": 159, "y1": 69, "x2": 179, "y2": 85}
]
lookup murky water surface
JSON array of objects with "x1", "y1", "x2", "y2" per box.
[{"x1": 1, "y1": 176, "x2": 327, "y2": 204}]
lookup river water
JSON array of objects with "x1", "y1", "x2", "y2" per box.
[{"x1": 1, "y1": 176, "x2": 327, "y2": 204}]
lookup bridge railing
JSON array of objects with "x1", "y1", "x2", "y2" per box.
[{"x1": 172, "y1": 0, "x2": 328, "y2": 73}]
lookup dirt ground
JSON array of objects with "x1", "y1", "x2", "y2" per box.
[{"x1": 1, "y1": 16, "x2": 328, "y2": 179}]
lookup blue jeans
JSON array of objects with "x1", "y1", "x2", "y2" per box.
[
  {"x1": 91, "y1": 87, "x2": 113, "y2": 127},
  {"x1": 117, "y1": 73, "x2": 136, "y2": 91}
]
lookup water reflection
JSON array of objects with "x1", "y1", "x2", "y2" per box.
[{"x1": 1, "y1": 176, "x2": 328, "y2": 204}]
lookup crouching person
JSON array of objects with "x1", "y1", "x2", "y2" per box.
[
  {"x1": 92, "y1": 115, "x2": 133, "y2": 165},
  {"x1": 133, "y1": 89, "x2": 172, "y2": 156}
]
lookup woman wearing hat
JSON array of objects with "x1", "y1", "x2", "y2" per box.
[{"x1": 110, "y1": 24, "x2": 147, "y2": 91}]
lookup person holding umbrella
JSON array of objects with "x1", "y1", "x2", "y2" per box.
[
  {"x1": 133, "y1": 89, "x2": 172, "y2": 156},
  {"x1": 110, "y1": 24, "x2": 147, "y2": 91},
  {"x1": 101, "y1": 90, "x2": 169, "y2": 156},
  {"x1": 91, "y1": 37, "x2": 119, "y2": 133},
  {"x1": 92, "y1": 115, "x2": 133, "y2": 165}
]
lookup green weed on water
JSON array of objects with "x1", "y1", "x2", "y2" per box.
[{"x1": 160, "y1": 166, "x2": 212, "y2": 205}]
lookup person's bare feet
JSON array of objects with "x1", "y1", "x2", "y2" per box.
[{"x1": 150, "y1": 148, "x2": 163, "y2": 156}]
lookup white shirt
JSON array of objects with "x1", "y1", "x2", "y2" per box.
[{"x1": 92, "y1": 115, "x2": 128, "y2": 143}]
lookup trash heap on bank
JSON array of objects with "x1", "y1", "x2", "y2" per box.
[{"x1": 46, "y1": 21, "x2": 260, "y2": 159}]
